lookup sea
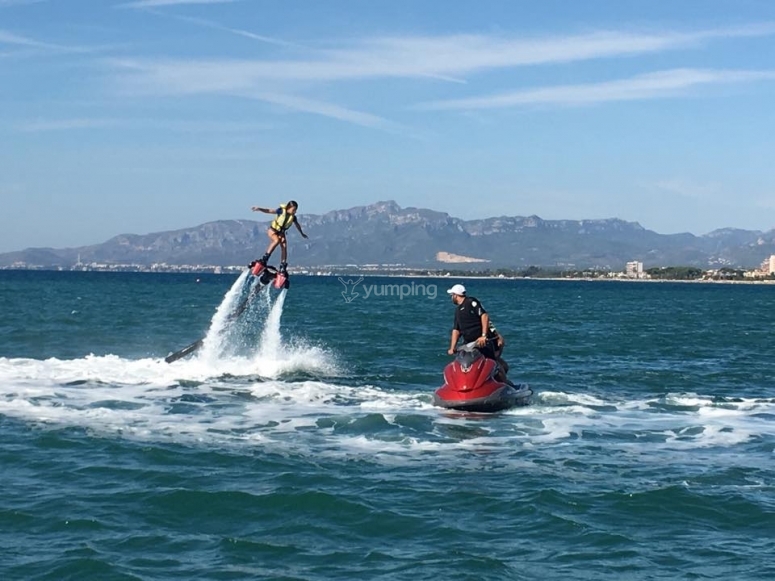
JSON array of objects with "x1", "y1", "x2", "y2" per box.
[{"x1": 1, "y1": 270, "x2": 773, "y2": 580}]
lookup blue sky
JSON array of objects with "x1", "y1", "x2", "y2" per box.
[{"x1": 2, "y1": 0, "x2": 774, "y2": 253}]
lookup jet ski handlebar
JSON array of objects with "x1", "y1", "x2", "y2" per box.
[{"x1": 456, "y1": 341, "x2": 481, "y2": 353}]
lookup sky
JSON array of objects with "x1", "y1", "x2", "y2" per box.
[{"x1": 1, "y1": 0, "x2": 775, "y2": 253}]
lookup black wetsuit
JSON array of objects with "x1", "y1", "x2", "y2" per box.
[{"x1": 453, "y1": 296, "x2": 496, "y2": 359}]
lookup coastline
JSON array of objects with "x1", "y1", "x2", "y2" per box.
[
  {"x1": 310, "y1": 270, "x2": 775, "y2": 285},
  {"x1": 2, "y1": 267, "x2": 773, "y2": 285},
  {"x1": 344, "y1": 273, "x2": 775, "y2": 285}
]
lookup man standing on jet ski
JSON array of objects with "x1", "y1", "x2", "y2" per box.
[{"x1": 446, "y1": 283, "x2": 514, "y2": 386}]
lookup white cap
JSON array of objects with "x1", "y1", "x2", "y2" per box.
[{"x1": 446, "y1": 283, "x2": 466, "y2": 296}]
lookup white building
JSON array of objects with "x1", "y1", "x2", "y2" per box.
[
  {"x1": 759, "y1": 255, "x2": 775, "y2": 275},
  {"x1": 625, "y1": 261, "x2": 644, "y2": 279}
]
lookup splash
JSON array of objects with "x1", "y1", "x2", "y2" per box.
[
  {"x1": 198, "y1": 269, "x2": 251, "y2": 362},
  {"x1": 250, "y1": 288, "x2": 337, "y2": 378},
  {"x1": 259, "y1": 288, "x2": 286, "y2": 360},
  {"x1": 168, "y1": 272, "x2": 339, "y2": 379}
]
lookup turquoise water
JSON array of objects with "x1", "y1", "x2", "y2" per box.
[{"x1": 1, "y1": 270, "x2": 774, "y2": 580}]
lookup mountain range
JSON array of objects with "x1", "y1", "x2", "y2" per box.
[{"x1": 2, "y1": 201, "x2": 774, "y2": 270}]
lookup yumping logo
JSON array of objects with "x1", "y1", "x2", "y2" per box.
[
  {"x1": 339, "y1": 276, "x2": 364, "y2": 303},
  {"x1": 338, "y1": 277, "x2": 437, "y2": 301}
]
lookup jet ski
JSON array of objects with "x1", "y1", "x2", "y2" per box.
[{"x1": 433, "y1": 341, "x2": 532, "y2": 413}]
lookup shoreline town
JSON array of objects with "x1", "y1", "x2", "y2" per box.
[{"x1": 2, "y1": 256, "x2": 775, "y2": 284}]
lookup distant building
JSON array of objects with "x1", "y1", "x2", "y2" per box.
[
  {"x1": 625, "y1": 261, "x2": 644, "y2": 279},
  {"x1": 758, "y1": 255, "x2": 775, "y2": 275}
]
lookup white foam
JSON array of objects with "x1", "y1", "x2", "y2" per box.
[
  {"x1": 2, "y1": 344, "x2": 774, "y2": 466},
  {"x1": 258, "y1": 288, "x2": 286, "y2": 361}
]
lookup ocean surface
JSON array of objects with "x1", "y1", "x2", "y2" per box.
[{"x1": 1, "y1": 270, "x2": 774, "y2": 580}]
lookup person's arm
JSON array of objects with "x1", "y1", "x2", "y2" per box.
[
  {"x1": 294, "y1": 220, "x2": 308, "y2": 238},
  {"x1": 448, "y1": 329, "x2": 461, "y2": 355},
  {"x1": 251, "y1": 206, "x2": 279, "y2": 214},
  {"x1": 477, "y1": 313, "x2": 490, "y2": 346}
]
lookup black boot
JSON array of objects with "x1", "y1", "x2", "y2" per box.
[{"x1": 250, "y1": 254, "x2": 269, "y2": 268}]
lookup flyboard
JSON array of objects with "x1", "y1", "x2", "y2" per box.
[{"x1": 164, "y1": 261, "x2": 289, "y2": 364}]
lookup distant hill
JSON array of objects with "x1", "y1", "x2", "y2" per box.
[{"x1": 1, "y1": 200, "x2": 774, "y2": 270}]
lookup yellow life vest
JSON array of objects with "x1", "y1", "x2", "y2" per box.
[{"x1": 271, "y1": 204, "x2": 296, "y2": 232}]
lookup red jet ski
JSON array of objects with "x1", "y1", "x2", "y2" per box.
[{"x1": 434, "y1": 342, "x2": 532, "y2": 413}]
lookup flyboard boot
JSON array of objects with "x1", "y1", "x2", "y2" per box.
[
  {"x1": 273, "y1": 262, "x2": 290, "y2": 289},
  {"x1": 249, "y1": 253, "x2": 269, "y2": 277}
]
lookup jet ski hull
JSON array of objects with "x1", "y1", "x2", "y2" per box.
[
  {"x1": 433, "y1": 343, "x2": 532, "y2": 412},
  {"x1": 434, "y1": 383, "x2": 532, "y2": 413}
]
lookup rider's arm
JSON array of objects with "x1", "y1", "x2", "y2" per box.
[
  {"x1": 480, "y1": 312, "x2": 490, "y2": 338},
  {"x1": 449, "y1": 329, "x2": 460, "y2": 353},
  {"x1": 251, "y1": 206, "x2": 278, "y2": 214},
  {"x1": 294, "y1": 220, "x2": 308, "y2": 238}
]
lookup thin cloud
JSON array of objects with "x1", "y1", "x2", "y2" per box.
[
  {"x1": 119, "y1": 0, "x2": 239, "y2": 8},
  {"x1": 0, "y1": 0, "x2": 47, "y2": 6},
  {"x1": 754, "y1": 197, "x2": 775, "y2": 212},
  {"x1": 103, "y1": 56, "x2": 412, "y2": 131},
  {"x1": 17, "y1": 117, "x2": 272, "y2": 133},
  {"x1": 111, "y1": 24, "x2": 775, "y2": 89},
  {"x1": 106, "y1": 24, "x2": 775, "y2": 131},
  {"x1": 108, "y1": 58, "x2": 406, "y2": 131},
  {"x1": 314, "y1": 24, "x2": 775, "y2": 80},
  {"x1": 154, "y1": 12, "x2": 298, "y2": 48},
  {"x1": 18, "y1": 118, "x2": 118, "y2": 132},
  {"x1": 237, "y1": 91, "x2": 403, "y2": 132},
  {"x1": 655, "y1": 178, "x2": 723, "y2": 201},
  {"x1": 415, "y1": 69, "x2": 775, "y2": 111},
  {"x1": 152, "y1": 119, "x2": 271, "y2": 133},
  {"x1": 0, "y1": 29, "x2": 113, "y2": 54},
  {"x1": 0, "y1": 29, "x2": 66, "y2": 50}
]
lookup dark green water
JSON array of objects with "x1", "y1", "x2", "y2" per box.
[{"x1": 1, "y1": 271, "x2": 774, "y2": 580}]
